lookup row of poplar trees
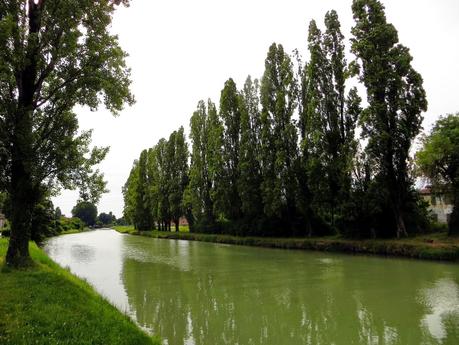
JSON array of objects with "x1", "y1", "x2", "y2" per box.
[{"x1": 123, "y1": 0, "x2": 430, "y2": 238}]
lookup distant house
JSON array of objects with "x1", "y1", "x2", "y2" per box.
[
  {"x1": 0, "y1": 213, "x2": 5, "y2": 229},
  {"x1": 419, "y1": 186, "x2": 453, "y2": 224},
  {"x1": 172, "y1": 216, "x2": 189, "y2": 227}
]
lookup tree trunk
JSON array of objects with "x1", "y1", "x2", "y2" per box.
[
  {"x1": 175, "y1": 218, "x2": 179, "y2": 232},
  {"x1": 6, "y1": 109, "x2": 35, "y2": 266},
  {"x1": 6, "y1": 0, "x2": 44, "y2": 267},
  {"x1": 448, "y1": 190, "x2": 459, "y2": 236},
  {"x1": 449, "y1": 207, "x2": 459, "y2": 236},
  {"x1": 394, "y1": 205, "x2": 408, "y2": 239}
]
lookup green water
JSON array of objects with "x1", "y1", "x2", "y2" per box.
[{"x1": 44, "y1": 230, "x2": 459, "y2": 345}]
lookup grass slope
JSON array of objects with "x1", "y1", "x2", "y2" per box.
[
  {"x1": 112, "y1": 226, "x2": 459, "y2": 261},
  {"x1": 0, "y1": 238, "x2": 160, "y2": 345}
]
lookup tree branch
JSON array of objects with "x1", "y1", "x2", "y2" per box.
[{"x1": 34, "y1": 71, "x2": 82, "y2": 108}]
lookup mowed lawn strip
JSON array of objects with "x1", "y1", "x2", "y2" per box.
[{"x1": 0, "y1": 238, "x2": 160, "y2": 345}]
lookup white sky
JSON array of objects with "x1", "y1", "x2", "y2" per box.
[{"x1": 52, "y1": 0, "x2": 459, "y2": 218}]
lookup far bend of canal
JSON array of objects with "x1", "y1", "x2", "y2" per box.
[{"x1": 44, "y1": 229, "x2": 459, "y2": 345}]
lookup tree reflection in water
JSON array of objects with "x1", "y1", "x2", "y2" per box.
[{"x1": 119, "y1": 235, "x2": 459, "y2": 345}]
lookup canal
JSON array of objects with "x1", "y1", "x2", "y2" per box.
[{"x1": 44, "y1": 229, "x2": 459, "y2": 345}]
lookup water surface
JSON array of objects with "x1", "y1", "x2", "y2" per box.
[{"x1": 44, "y1": 229, "x2": 459, "y2": 345}]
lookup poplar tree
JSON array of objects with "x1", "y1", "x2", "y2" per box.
[
  {"x1": 302, "y1": 14, "x2": 361, "y2": 229},
  {"x1": 351, "y1": 0, "x2": 427, "y2": 237},
  {"x1": 135, "y1": 150, "x2": 154, "y2": 230},
  {"x1": 168, "y1": 127, "x2": 189, "y2": 231},
  {"x1": 155, "y1": 138, "x2": 171, "y2": 230},
  {"x1": 219, "y1": 78, "x2": 242, "y2": 221},
  {"x1": 122, "y1": 161, "x2": 139, "y2": 227},
  {"x1": 260, "y1": 43, "x2": 298, "y2": 230},
  {"x1": 206, "y1": 100, "x2": 225, "y2": 223},
  {"x1": 238, "y1": 76, "x2": 263, "y2": 223},
  {"x1": 300, "y1": 20, "x2": 330, "y2": 229},
  {"x1": 189, "y1": 101, "x2": 215, "y2": 228},
  {"x1": 147, "y1": 147, "x2": 159, "y2": 229}
]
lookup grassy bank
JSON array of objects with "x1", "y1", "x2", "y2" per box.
[
  {"x1": 113, "y1": 225, "x2": 189, "y2": 234},
  {"x1": 112, "y1": 226, "x2": 459, "y2": 261},
  {"x1": 0, "y1": 238, "x2": 160, "y2": 345},
  {"x1": 59, "y1": 227, "x2": 90, "y2": 235}
]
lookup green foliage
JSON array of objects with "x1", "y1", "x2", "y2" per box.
[
  {"x1": 54, "y1": 207, "x2": 62, "y2": 220},
  {"x1": 72, "y1": 201, "x2": 98, "y2": 227},
  {"x1": 298, "y1": 13, "x2": 361, "y2": 235},
  {"x1": 167, "y1": 127, "x2": 189, "y2": 231},
  {"x1": 121, "y1": 1, "x2": 433, "y2": 240},
  {"x1": 260, "y1": 43, "x2": 298, "y2": 227},
  {"x1": 0, "y1": 192, "x2": 6, "y2": 212},
  {"x1": 123, "y1": 127, "x2": 189, "y2": 231},
  {"x1": 122, "y1": 161, "x2": 139, "y2": 227},
  {"x1": 135, "y1": 150, "x2": 155, "y2": 230},
  {"x1": 74, "y1": 147, "x2": 111, "y2": 205},
  {"x1": 188, "y1": 101, "x2": 219, "y2": 230},
  {"x1": 238, "y1": 76, "x2": 263, "y2": 222},
  {"x1": 351, "y1": 0, "x2": 428, "y2": 238},
  {"x1": 58, "y1": 217, "x2": 85, "y2": 233},
  {"x1": 98, "y1": 212, "x2": 117, "y2": 226},
  {"x1": 219, "y1": 78, "x2": 243, "y2": 220},
  {"x1": 416, "y1": 113, "x2": 459, "y2": 235},
  {"x1": 30, "y1": 198, "x2": 56, "y2": 242},
  {"x1": 0, "y1": 0, "x2": 133, "y2": 264},
  {"x1": 206, "y1": 100, "x2": 226, "y2": 223}
]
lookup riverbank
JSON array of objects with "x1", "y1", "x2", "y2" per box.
[
  {"x1": 0, "y1": 238, "x2": 160, "y2": 345},
  {"x1": 112, "y1": 226, "x2": 459, "y2": 261}
]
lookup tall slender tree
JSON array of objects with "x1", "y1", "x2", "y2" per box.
[
  {"x1": 168, "y1": 127, "x2": 189, "y2": 231},
  {"x1": 219, "y1": 78, "x2": 243, "y2": 221},
  {"x1": 155, "y1": 138, "x2": 171, "y2": 230},
  {"x1": 260, "y1": 43, "x2": 298, "y2": 231},
  {"x1": 301, "y1": 19, "x2": 332, "y2": 229},
  {"x1": 301, "y1": 13, "x2": 361, "y2": 229},
  {"x1": 146, "y1": 147, "x2": 159, "y2": 229},
  {"x1": 189, "y1": 100, "x2": 215, "y2": 228},
  {"x1": 0, "y1": 0, "x2": 133, "y2": 265},
  {"x1": 122, "y1": 161, "x2": 139, "y2": 227},
  {"x1": 351, "y1": 0, "x2": 427, "y2": 237},
  {"x1": 135, "y1": 150, "x2": 154, "y2": 230},
  {"x1": 238, "y1": 76, "x2": 263, "y2": 223},
  {"x1": 206, "y1": 100, "x2": 225, "y2": 224}
]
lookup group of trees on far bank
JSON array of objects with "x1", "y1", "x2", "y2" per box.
[
  {"x1": 123, "y1": 0, "x2": 458, "y2": 238},
  {"x1": 71, "y1": 200, "x2": 123, "y2": 227},
  {"x1": 1, "y1": 193, "x2": 124, "y2": 241},
  {"x1": 123, "y1": 128, "x2": 189, "y2": 232}
]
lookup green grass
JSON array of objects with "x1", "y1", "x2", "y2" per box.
[
  {"x1": 112, "y1": 225, "x2": 189, "y2": 234},
  {"x1": 0, "y1": 238, "x2": 160, "y2": 345},
  {"x1": 112, "y1": 225, "x2": 138, "y2": 234},
  {"x1": 59, "y1": 228, "x2": 90, "y2": 235},
  {"x1": 112, "y1": 227, "x2": 459, "y2": 261}
]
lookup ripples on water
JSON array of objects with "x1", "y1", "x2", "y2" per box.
[{"x1": 44, "y1": 230, "x2": 459, "y2": 345}]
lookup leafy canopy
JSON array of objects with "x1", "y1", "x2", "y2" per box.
[{"x1": 0, "y1": 0, "x2": 133, "y2": 197}]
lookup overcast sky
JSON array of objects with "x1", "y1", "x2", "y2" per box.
[{"x1": 52, "y1": 0, "x2": 459, "y2": 218}]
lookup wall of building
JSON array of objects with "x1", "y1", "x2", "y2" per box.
[{"x1": 421, "y1": 194, "x2": 453, "y2": 224}]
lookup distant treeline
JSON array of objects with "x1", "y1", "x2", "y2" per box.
[{"x1": 123, "y1": 0, "x2": 433, "y2": 238}]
